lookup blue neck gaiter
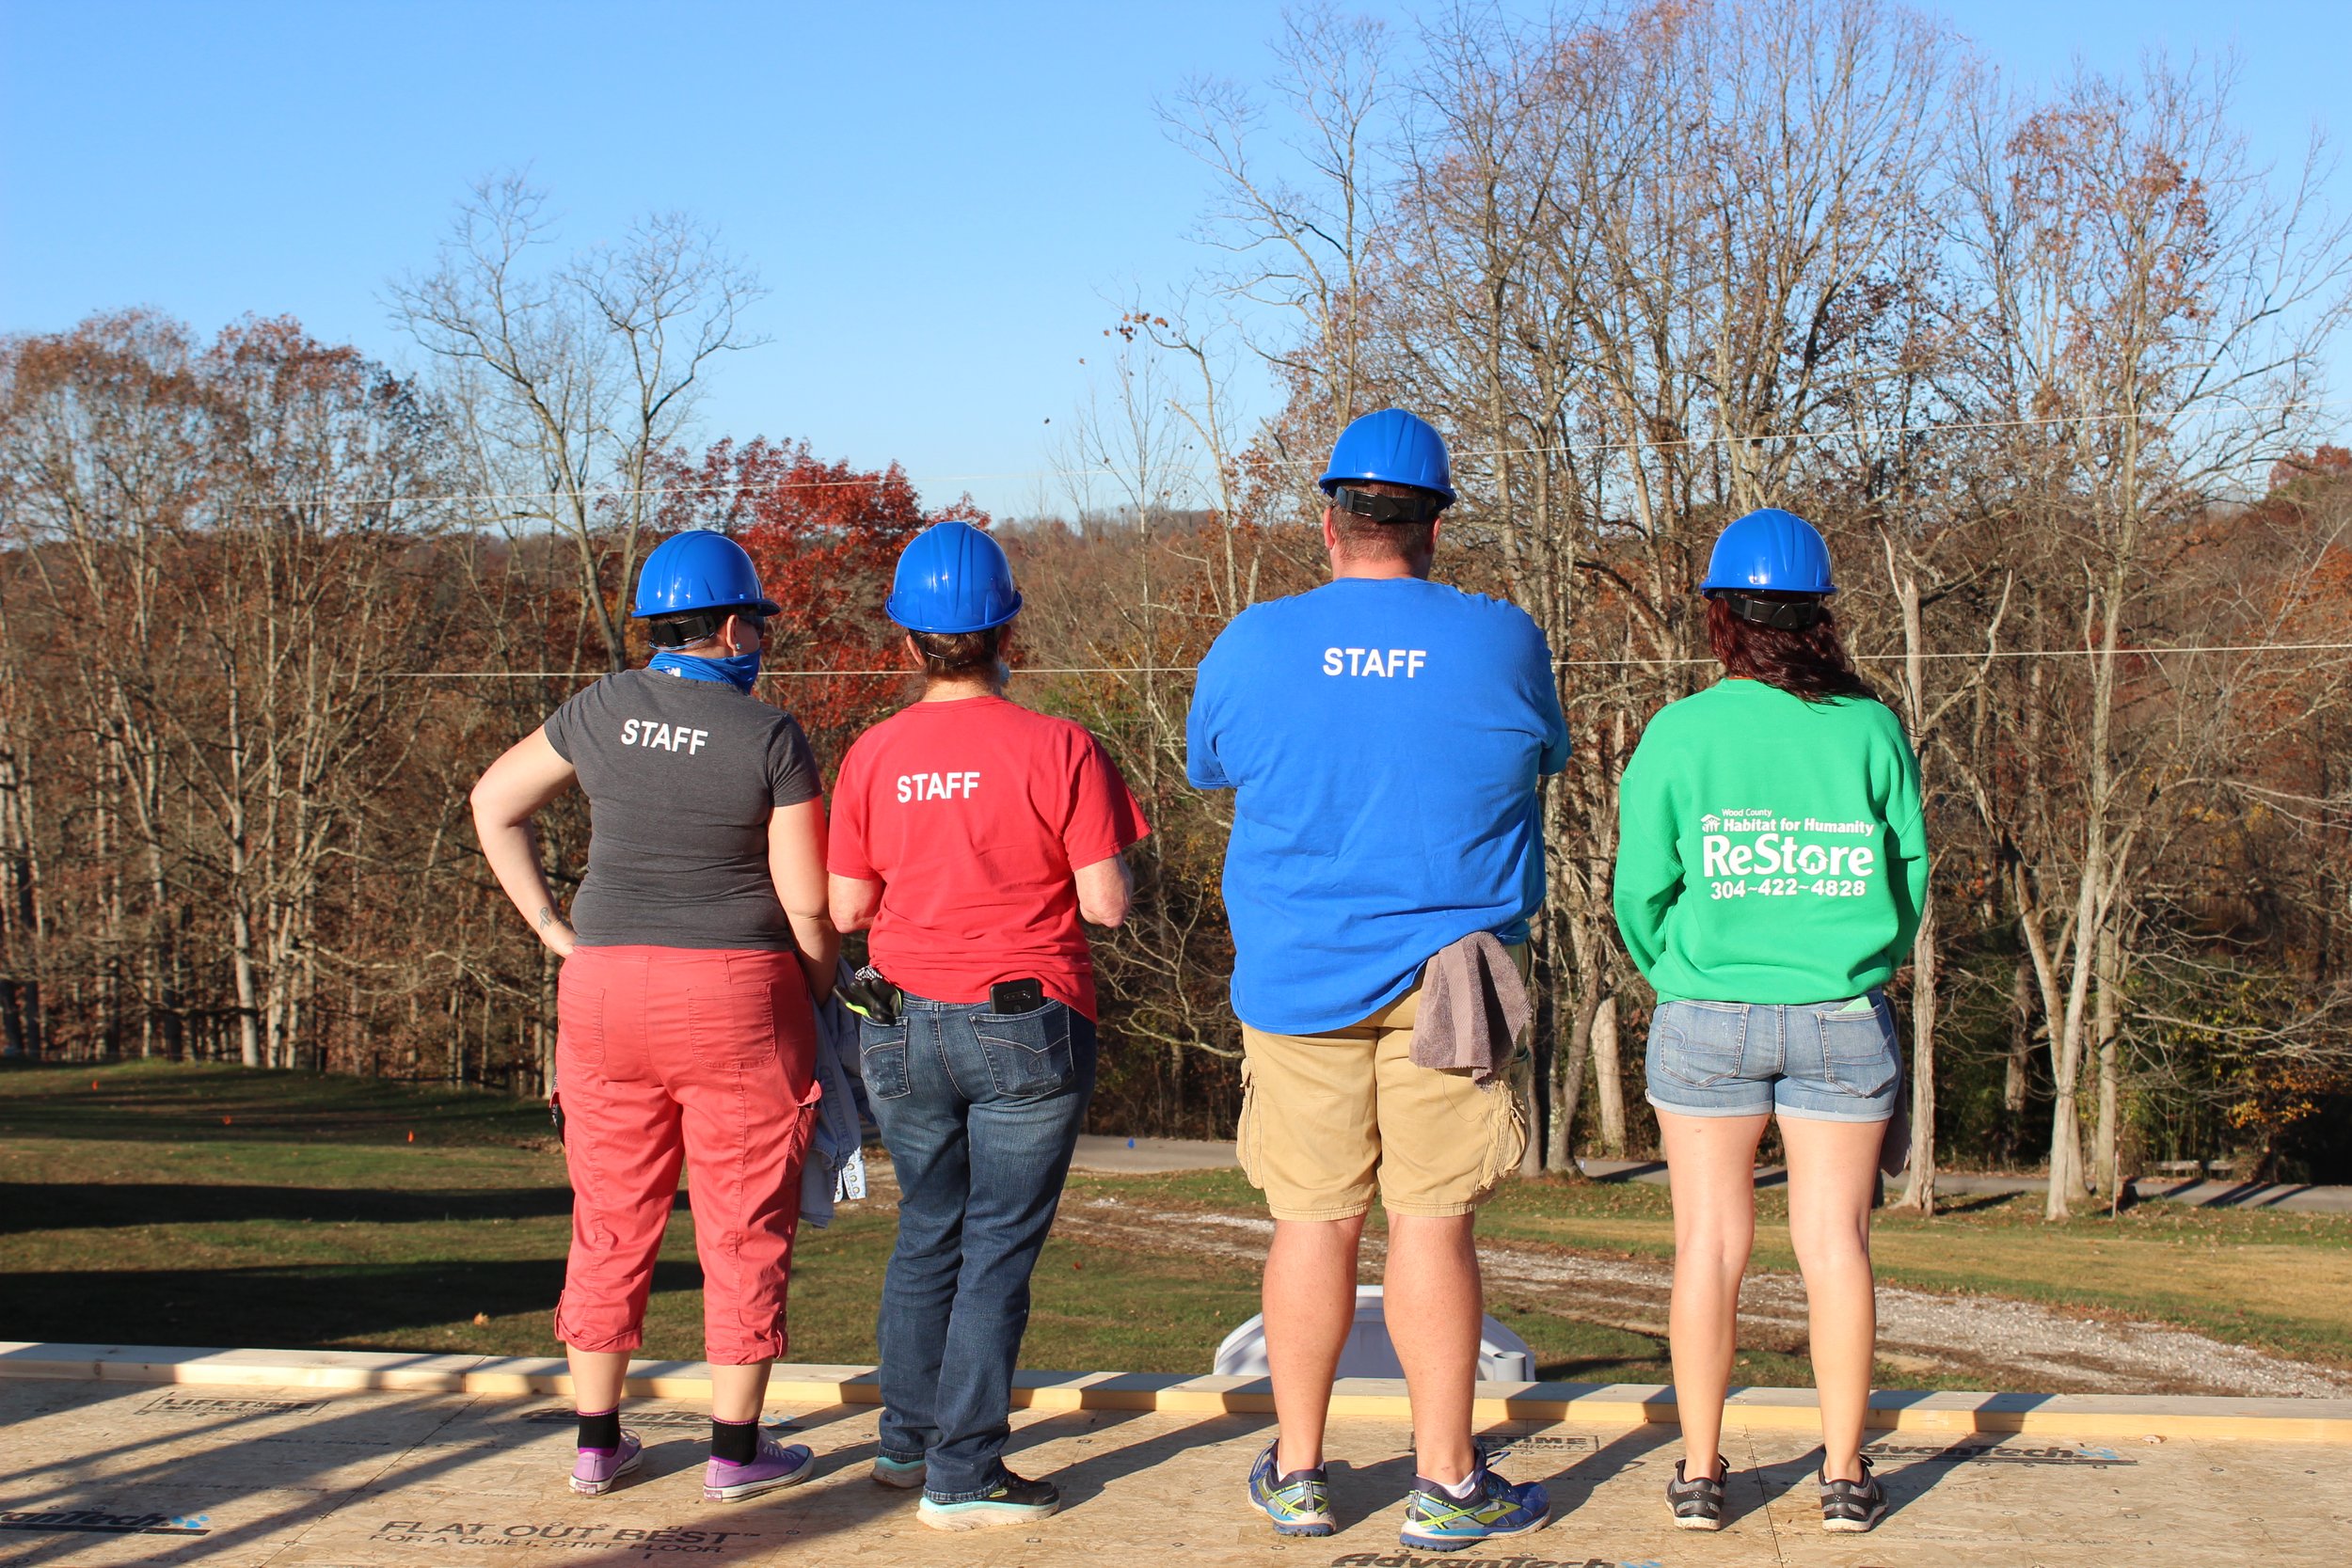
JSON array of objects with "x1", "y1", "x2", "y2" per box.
[{"x1": 649, "y1": 647, "x2": 762, "y2": 693}]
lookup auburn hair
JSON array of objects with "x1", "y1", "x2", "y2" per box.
[
  {"x1": 909, "y1": 623, "x2": 1008, "y2": 678},
  {"x1": 1705, "y1": 595, "x2": 1875, "y2": 704}
]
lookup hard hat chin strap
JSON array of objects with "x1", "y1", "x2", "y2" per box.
[{"x1": 1714, "y1": 590, "x2": 1824, "y2": 631}]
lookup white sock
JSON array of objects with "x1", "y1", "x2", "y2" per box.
[{"x1": 1438, "y1": 1469, "x2": 1482, "y2": 1500}]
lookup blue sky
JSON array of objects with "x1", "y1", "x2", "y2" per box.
[{"x1": 3, "y1": 1, "x2": 2344, "y2": 519}]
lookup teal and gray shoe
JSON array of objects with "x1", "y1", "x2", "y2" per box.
[
  {"x1": 871, "y1": 1453, "x2": 927, "y2": 1490},
  {"x1": 916, "y1": 1471, "x2": 1060, "y2": 1531},
  {"x1": 1247, "y1": 1440, "x2": 1336, "y2": 1537},
  {"x1": 1399, "y1": 1456, "x2": 1549, "y2": 1552}
]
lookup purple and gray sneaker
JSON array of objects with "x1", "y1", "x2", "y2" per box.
[
  {"x1": 704, "y1": 1435, "x2": 817, "y2": 1502},
  {"x1": 570, "y1": 1430, "x2": 644, "y2": 1497}
]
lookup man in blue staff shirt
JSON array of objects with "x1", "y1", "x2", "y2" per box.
[{"x1": 1187, "y1": 408, "x2": 1568, "y2": 1551}]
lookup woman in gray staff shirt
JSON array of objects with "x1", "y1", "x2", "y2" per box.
[{"x1": 470, "y1": 531, "x2": 838, "y2": 1505}]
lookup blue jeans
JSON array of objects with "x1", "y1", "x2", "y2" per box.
[
  {"x1": 860, "y1": 990, "x2": 1096, "y2": 1500},
  {"x1": 1644, "y1": 991, "x2": 1901, "y2": 1122}
]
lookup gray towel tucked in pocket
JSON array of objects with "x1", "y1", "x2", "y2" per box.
[{"x1": 1410, "y1": 931, "x2": 1532, "y2": 1088}]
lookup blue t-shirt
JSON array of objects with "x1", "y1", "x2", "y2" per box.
[{"x1": 1186, "y1": 577, "x2": 1569, "y2": 1034}]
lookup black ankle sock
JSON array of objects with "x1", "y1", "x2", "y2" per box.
[
  {"x1": 710, "y1": 1418, "x2": 758, "y2": 1465},
  {"x1": 577, "y1": 1409, "x2": 620, "y2": 1450}
]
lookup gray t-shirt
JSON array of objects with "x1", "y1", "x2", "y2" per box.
[{"x1": 542, "y1": 668, "x2": 822, "y2": 950}]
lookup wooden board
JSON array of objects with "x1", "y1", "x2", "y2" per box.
[
  {"x1": 0, "y1": 1360, "x2": 2343, "y2": 1567},
  {"x1": 6, "y1": 1343, "x2": 2347, "y2": 1443}
]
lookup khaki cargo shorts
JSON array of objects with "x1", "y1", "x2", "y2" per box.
[{"x1": 1235, "y1": 951, "x2": 1531, "y2": 1221}]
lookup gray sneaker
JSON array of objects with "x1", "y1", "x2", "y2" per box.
[
  {"x1": 1666, "y1": 1454, "x2": 1727, "y2": 1529},
  {"x1": 1820, "y1": 1454, "x2": 1887, "y2": 1532}
]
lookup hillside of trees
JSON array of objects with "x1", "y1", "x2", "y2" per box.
[{"x1": 5, "y1": 2, "x2": 2349, "y2": 1199}]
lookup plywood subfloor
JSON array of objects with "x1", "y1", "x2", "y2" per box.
[{"x1": 0, "y1": 1375, "x2": 2340, "y2": 1568}]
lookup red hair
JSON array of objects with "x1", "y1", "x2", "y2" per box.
[{"x1": 1706, "y1": 596, "x2": 1875, "y2": 704}]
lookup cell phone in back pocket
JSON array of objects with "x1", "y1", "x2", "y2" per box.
[{"x1": 989, "y1": 977, "x2": 1046, "y2": 1014}]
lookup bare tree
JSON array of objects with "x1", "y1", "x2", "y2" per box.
[
  {"x1": 1949, "y1": 55, "x2": 2351, "y2": 1214},
  {"x1": 389, "y1": 174, "x2": 764, "y2": 672}
]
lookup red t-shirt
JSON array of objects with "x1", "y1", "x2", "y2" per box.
[{"x1": 828, "y1": 696, "x2": 1149, "y2": 1020}]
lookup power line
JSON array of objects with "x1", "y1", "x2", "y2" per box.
[
  {"x1": 145, "y1": 400, "x2": 2351, "y2": 514},
  {"x1": 376, "y1": 641, "x2": 2352, "y2": 678}
]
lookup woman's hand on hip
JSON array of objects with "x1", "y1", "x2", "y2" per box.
[{"x1": 538, "y1": 909, "x2": 580, "y2": 958}]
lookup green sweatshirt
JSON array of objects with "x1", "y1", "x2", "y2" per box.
[{"x1": 1613, "y1": 678, "x2": 1928, "y2": 1005}]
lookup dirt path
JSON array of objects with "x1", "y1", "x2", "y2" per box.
[{"x1": 1052, "y1": 1193, "x2": 2352, "y2": 1399}]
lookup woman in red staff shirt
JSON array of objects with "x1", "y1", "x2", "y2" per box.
[{"x1": 828, "y1": 520, "x2": 1148, "y2": 1532}]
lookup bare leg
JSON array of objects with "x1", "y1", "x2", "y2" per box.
[
  {"x1": 1384, "y1": 1212, "x2": 1482, "y2": 1484},
  {"x1": 709, "y1": 1361, "x2": 774, "y2": 1425},
  {"x1": 1263, "y1": 1213, "x2": 1366, "y2": 1474},
  {"x1": 1779, "y1": 1115, "x2": 1885, "y2": 1482},
  {"x1": 567, "y1": 1349, "x2": 629, "y2": 1417},
  {"x1": 1658, "y1": 1111, "x2": 1770, "y2": 1479}
]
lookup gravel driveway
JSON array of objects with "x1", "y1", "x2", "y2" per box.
[{"x1": 1054, "y1": 1193, "x2": 2352, "y2": 1398}]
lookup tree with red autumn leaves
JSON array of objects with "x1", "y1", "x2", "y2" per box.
[{"x1": 652, "y1": 437, "x2": 991, "y2": 764}]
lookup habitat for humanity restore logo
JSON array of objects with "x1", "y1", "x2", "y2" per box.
[{"x1": 1699, "y1": 807, "x2": 1880, "y2": 900}]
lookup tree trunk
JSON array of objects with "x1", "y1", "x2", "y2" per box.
[
  {"x1": 2004, "y1": 953, "x2": 2033, "y2": 1118},
  {"x1": 230, "y1": 897, "x2": 262, "y2": 1069},
  {"x1": 2094, "y1": 927, "x2": 2122, "y2": 1206},
  {"x1": 1899, "y1": 897, "x2": 1940, "y2": 1212},
  {"x1": 1549, "y1": 986, "x2": 1598, "y2": 1173},
  {"x1": 1592, "y1": 993, "x2": 1626, "y2": 1157}
]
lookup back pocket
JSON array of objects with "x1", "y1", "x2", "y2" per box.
[
  {"x1": 858, "y1": 1017, "x2": 913, "y2": 1101},
  {"x1": 1647, "y1": 1001, "x2": 1747, "y2": 1090},
  {"x1": 689, "y1": 981, "x2": 779, "y2": 1069},
  {"x1": 975, "y1": 1001, "x2": 1075, "y2": 1098},
  {"x1": 1815, "y1": 996, "x2": 1899, "y2": 1098}
]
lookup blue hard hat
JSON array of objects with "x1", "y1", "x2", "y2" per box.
[
  {"x1": 886, "y1": 520, "x2": 1022, "y2": 634},
  {"x1": 1700, "y1": 508, "x2": 1836, "y2": 595},
  {"x1": 630, "y1": 530, "x2": 782, "y2": 618},
  {"x1": 1318, "y1": 408, "x2": 1456, "y2": 504}
]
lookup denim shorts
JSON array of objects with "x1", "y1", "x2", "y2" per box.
[{"x1": 1645, "y1": 992, "x2": 1901, "y2": 1122}]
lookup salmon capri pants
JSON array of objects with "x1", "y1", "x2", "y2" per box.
[{"x1": 553, "y1": 945, "x2": 820, "y2": 1365}]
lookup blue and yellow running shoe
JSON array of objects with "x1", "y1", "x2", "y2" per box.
[
  {"x1": 1247, "y1": 1440, "x2": 1336, "y2": 1536},
  {"x1": 1399, "y1": 1455, "x2": 1549, "y2": 1552}
]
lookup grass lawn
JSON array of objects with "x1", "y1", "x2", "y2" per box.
[{"x1": 4, "y1": 1060, "x2": 2345, "y2": 1386}]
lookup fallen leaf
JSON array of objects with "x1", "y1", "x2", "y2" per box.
[{"x1": 471, "y1": 1312, "x2": 491, "y2": 1327}]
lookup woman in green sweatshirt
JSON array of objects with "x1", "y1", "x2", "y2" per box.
[{"x1": 1613, "y1": 509, "x2": 1926, "y2": 1536}]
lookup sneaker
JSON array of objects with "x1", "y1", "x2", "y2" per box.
[
  {"x1": 703, "y1": 1435, "x2": 816, "y2": 1502},
  {"x1": 1247, "y1": 1440, "x2": 1336, "y2": 1537},
  {"x1": 916, "y1": 1471, "x2": 1062, "y2": 1531},
  {"x1": 872, "y1": 1453, "x2": 928, "y2": 1490},
  {"x1": 569, "y1": 1431, "x2": 644, "y2": 1497},
  {"x1": 1666, "y1": 1454, "x2": 1728, "y2": 1530},
  {"x1": 1819, "y1": 1454, "x2": 1887, "y2": 1533},
  {"x1": 1399, "y1": 1455, "x2": 1549, "y2": 1551}
]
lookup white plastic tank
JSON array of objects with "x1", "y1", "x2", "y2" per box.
[{"x1": 1212, "y1": 1284, "x2": 1535, "y2": 1382}]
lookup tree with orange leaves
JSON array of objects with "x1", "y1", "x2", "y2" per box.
[{"x1": 652, "y1": 438, "x2": 990, "y2": 766}]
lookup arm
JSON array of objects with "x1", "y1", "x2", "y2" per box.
[
  {"x1": 1073, "y1": 852, "x2": 1133, "y2": 928},
  {"x1": 1610, "y1": 735, "x2": 1680, "y2": 982},
  {"x1": 829, "y1": 873, "x2": 882, "y2": 933},
  {"x1": 769, "y1": 799, "x2": 840, "y2": 1002},
  {"x1": 469, "y1": 727, "x2": 580, "y2": 958},
  {"x1": 1885, "y1": 732, "x2": 1931, "y2": 964},
  {"x1": 1184, "y1": 641, "x2": 1232, "y2": 789}
]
